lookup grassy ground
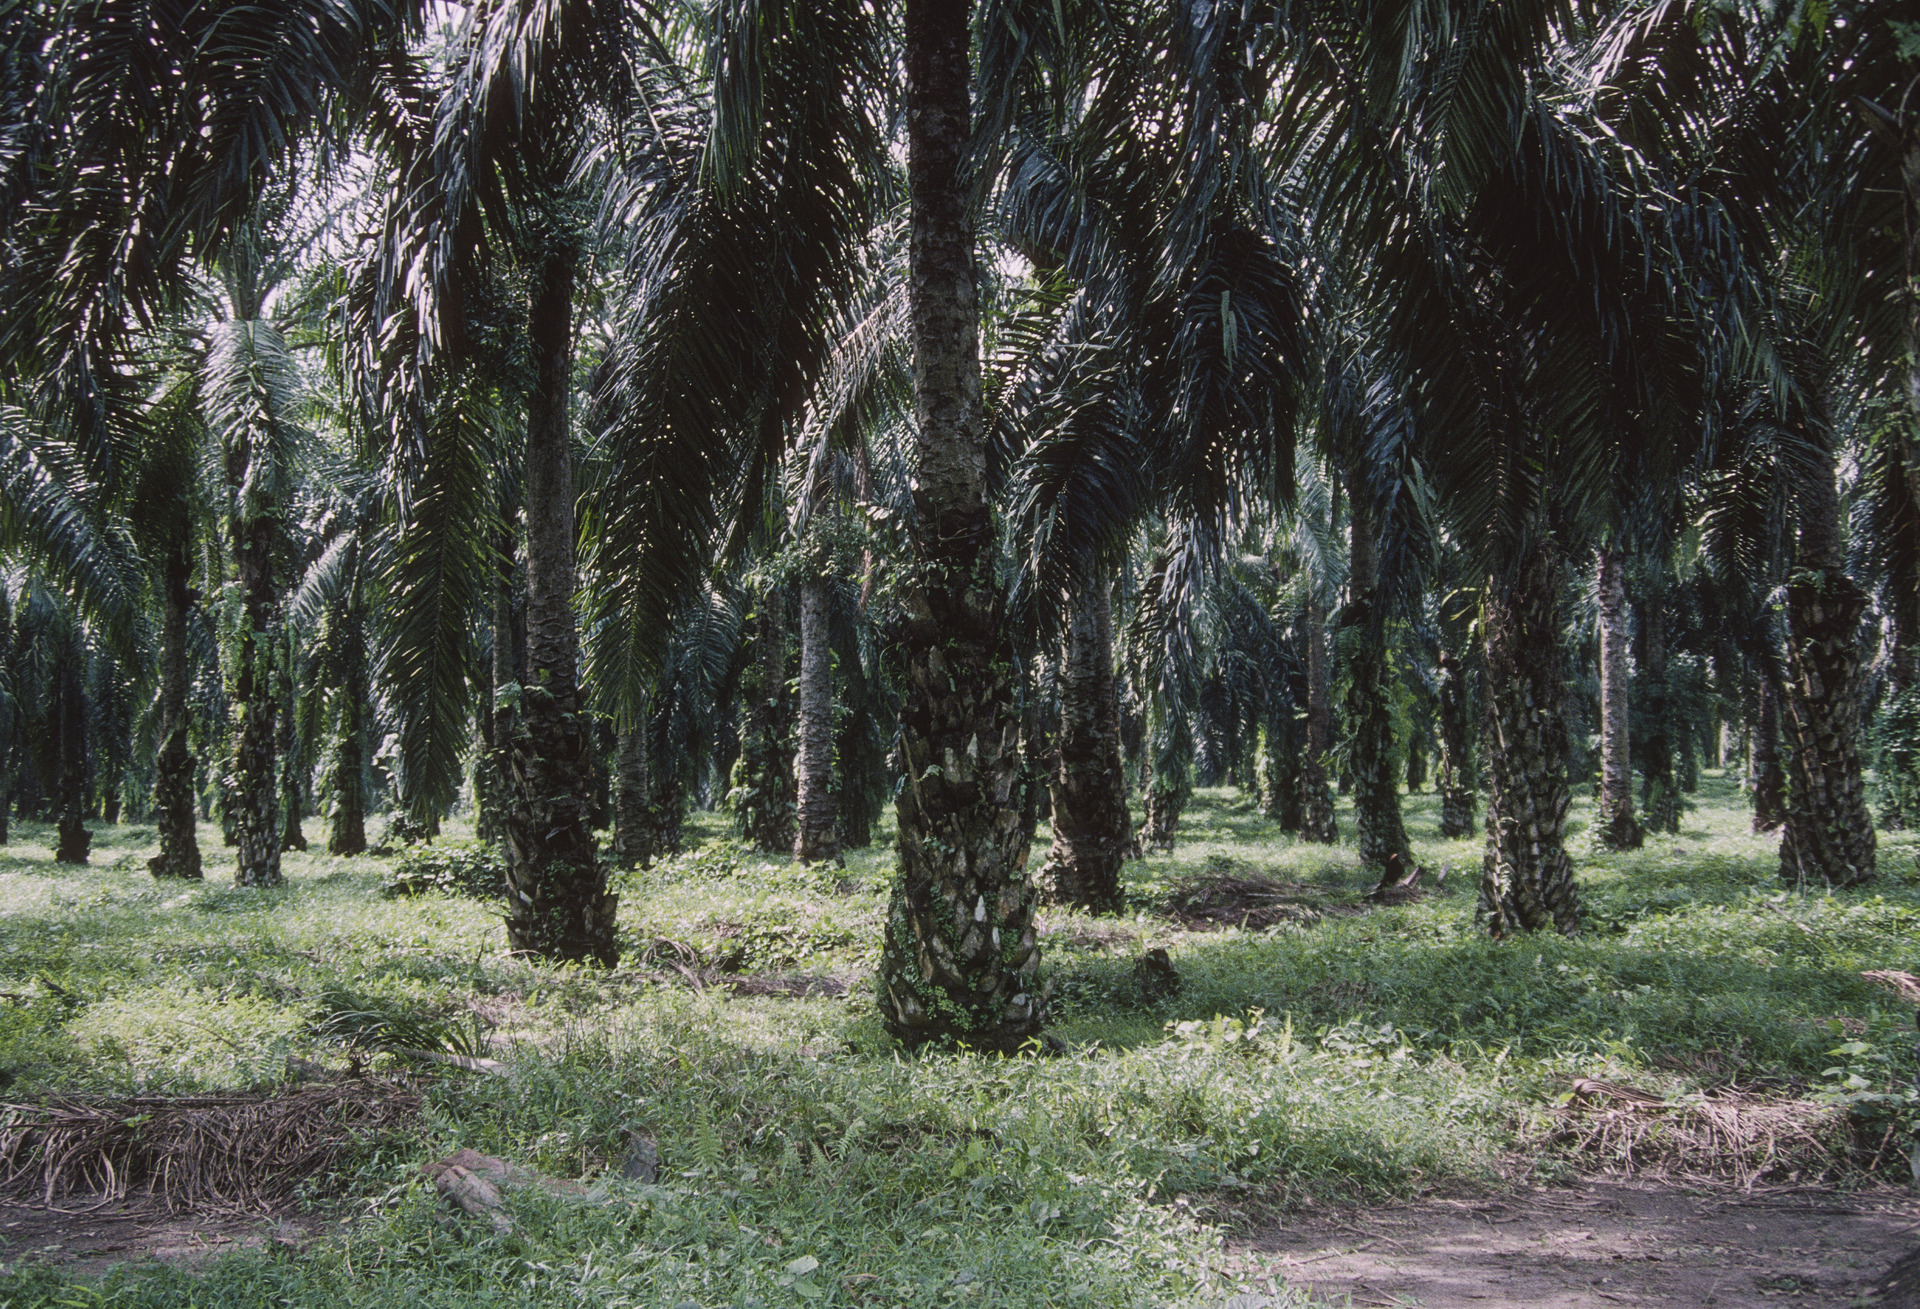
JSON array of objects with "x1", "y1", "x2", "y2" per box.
[{"x1": 0, "y1": 774, "x2": 1913, "y2": 1307}]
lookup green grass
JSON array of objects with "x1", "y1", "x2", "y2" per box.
[{"x1": 0, "y1": 774, "x2": 1913, "y2": 1307}]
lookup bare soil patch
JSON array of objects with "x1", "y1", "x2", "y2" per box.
[
  {"x1": 0, "y1": 1199, "x2": 322, "y2": 1277},
  {"x1": 1230, "y1": 1179, "x2": 1919, "y2": 1307}
]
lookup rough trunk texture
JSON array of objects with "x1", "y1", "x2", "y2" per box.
[
  {"x1": 1478, "y1": 537, "x2": 1579, "y2": 936},
  {"x1": 1435, "y1": 647, "x2": 1477, "y2": 838},
  {"x1": 277, "y1": 660, "x2": 307, "y2": 852},
  {"x1": 1639, "y1": 596, "x2": 1679, "y2": 835},
  {"x1": 479, "y1": 533, "x2": 514, "y2": 846},
  {"x1": 1777, "y1": 432, "x2": 1875, "y2": 889},
  {"x1": 1298, "y1": 593, "x2": 1338, "y2": 843},
  {"x1": 1042, "y1": 577, "x2": 1130, "y2": 914},
  {"x1": 1258, "y1": 716, "x2": 1302, "y2": 830},
  {"x1": 611, "y1": 717, "x2": 651, "y2": 868},
  {"x1": 502, "y1": 247, "x2": 615, "y2": 965},
  {"x1": 878, "y1": 0, "x2": 1042, "y2": 1051},
  {"x1": 326, "y1": 580, "x2": 367, "y2": 857},
  {"x1": 735, "y1": 595, "x2": 796, "y2": 853},
  {"x1": 53, "y1": 656, "x2": 90, "y2": 864},
  {"x1": 1344, "y1": 480, "x2": 1411, "y2": 870},
  {"x1": 1141, "y1": 713, "x2": 1193, "y2": 852},
  {"x1": 148, "y1": 546, "x2": 202, "y2": 878},
  {"x1": 229, "y1": 515, "x2": 280, "y2": 887},
  {"x1": 793, "y1": 578, "x2": 839, "y2": 864},
  {"x1": 1750, "y1": 673, "x2": 1785, "y2": 832},
  {"x1": 1593, "y1": 550, "x2": 1643, "y2": 850}
]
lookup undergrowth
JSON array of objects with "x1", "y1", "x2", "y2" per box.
[{"x1": 0, "y1": 774, "x2": 1909, "y2": 1307}]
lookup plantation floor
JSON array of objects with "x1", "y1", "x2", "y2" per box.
[
  {"x1": 0, "y1": 775, "x2": 1914, "y2": 1307},
  {"x1": 1241, "y1": 1178, "x2": 1919, "y2": 1306},
  {"x1": 0, "y1": 1202, "x2": 320, "y2": 1279}
]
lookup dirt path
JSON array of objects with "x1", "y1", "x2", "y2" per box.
[
  {"x1": 1230, "y1": 1179, "x2": 1920, "y2": 1307},
  {"x1": 0, "y1": 1201, "x2": 320, "y2": 1278}
]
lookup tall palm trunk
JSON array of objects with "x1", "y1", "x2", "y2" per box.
[
  {"x1": 736, "y1": 594, "x2": 796, "y2": 852},
  {"x1": 1750, "y1": 672, "x2": 1785, "y2": 831},
  {"x1": 877, "y1": 0, "x2": 1042, "y2": 1050},
  {"x1": 1478, "y1": 535, "x2": 1579, "y2": 935},
  {"x1": 277, "y1": 658, "x2": 307, "y2": 852},
  {"x1": 1043, "y1": 576, "x2": 1130, "y2": 913},
  {"x1": 479, "y1": 530, "x2": 514, "y2": 846},
  {"x1": 1344, "y1": 478, "x2": 1411, "y2": 869},
  {"x1": 502, "y1": 246, "x2": 615, "y2": 964},
  {"x1": 53, "y1": 649, "x2": 90, "y2": 864},
  {"x1": 326, "y1": 576, "x2": 367, "y2": 857},
  {"x1": 1639, "y1": 594, "x2": 1679, "y2": 834},
  {"x1": 148, "y1": 542, "x2": 202, "y2": 878},
  {"x1": 1142, "y1": 712, "x2": 1193, "y2": 850},
  {"x1": 1434, "y1": 647, "x2": 1477, "y2": 838},
  {"x1": 229, "y1": 510, "x2": 280, "y2": 887},
  {"x1": 1298, "y1": 592, "x2": 1338, "y2": 842},
  {"x1": 611, "y1": 714, "x2": 651, "y2": 868},
  {"x1": 1779, "y1": 437, "x2": 1875, "y2": 887},
  {"x1": 1258, "y1": 713, "x2": 1302, "y2": 830},
  {"x1": 793, "y1": 577, "x2": 839, "y2": 863},
  {"x1": 1593, "y1": 550, "x2": 1642, "y2": 849}
]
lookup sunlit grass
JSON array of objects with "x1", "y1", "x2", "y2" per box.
[{"x1": 0, "y1": 774, "x2": 1911, "y2": 1305}]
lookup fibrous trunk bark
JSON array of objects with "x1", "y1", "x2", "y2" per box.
[
  {"x1": 1258, "y1": 715, "x2": 1302, "y2": 830},
  {"x1": 229, "y1": 511, "x2": 280, "y2": 887},
  {"x1": 735, "y1": 594, "x2": 796, "y2": 853},
  {"x1": 1478, "y1": 536, "x2": 1579, "y2": 935},
  {"x1": 53, "y1": 653, "x2": 89, "y2": 864},
  {"x1": 1639, "y1": 595, "x2": 1679, "y2": 835},
  {"x1": 1043, "y1": 576, "x2": 1130, "y2": 913},
  {"x1": 326, "y1": 578, "x2": 367, "y2": 857},
  {"x1": 1750, "y1": 672, "x2": 1785, "y2": 832},
  {"x1": 793, "y1": 578, "x2": 839, "y2": 864},
  {"x1": 1344, "y1": 478, "x2": 1411, "y2": 869},
  {"x1": 878, "y1": 0, "x2": 1042, "y2": 1051},
  {"x1": 479, "y1": 530, "x2": 514, "y2": 846},
  {"x1": 148, "y1": 542, "x2": 202, "y2": 878},
  {"x1": 502, "y1": 246, "x2": 615, "y2": 964},
  {"x1": 277, "y1": 657, "x2": 307, "y2": 852},
  {"x1": 1593, "y1": 550, "x2": 1642, "y2": 850},
  {"x1": 1298, "y1": 592, "x2": 1338, "y2": 843},
  {"x1": 1435, "y1": 647, "x2": 1477, "y2": 838},
  {"x1": 1778, "y1": 436, "x2": 1875, "y2": 887},
  {"x1": 611, "y1": 715, "x2": 651, "y2": 868}
]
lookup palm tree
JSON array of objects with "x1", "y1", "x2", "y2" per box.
[
  {"x1": 1041, "y1": 573, "x2": 1130, "y2": 913},
  {"x1": 1593, "y1": 548, "x2": 1643, "y2": 849},
  {"x1": 874, "y1": 0, "x2": 1043, "y2": 1050}
]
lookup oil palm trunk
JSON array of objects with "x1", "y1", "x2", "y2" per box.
[
  {"x1": 1593, "y1": 549, "x2": 1642, "y2": 849},
  {"x1": 736, "y1": 593, "x2": 796, "y2": 853},
  {"x1": 1639, "y1": 594, "x2": 1679, "y2": 835},
  {"x1": 1043, "y1": 575, "x2": 1130, "y2": 914},
  {"x1": 1298, "y1": 592, "x2": 1338, "y2": 843},
  {"x1": 1750, "y1": 671, "x2": 1786, "y2": 831},
  {"x1": 229, "y1": 510, "x2": 280, "y2": 887},
  {"x1": 53, "y1": 648, "x2": 90, "y2": 865},
  {"x1": 1478, "y1": 534, "x2": 1579, "y2": 935},
  {"x1": 1434, "y1": 646, "x2": 1477, "y2": 838},
  {"x1": 502, "y1": 245, "x2": 616, "y2": 963},
  {"x1": 148, "y1": 541, "x2": 202, "y2": 878},
  {"x1": 611, "y1": 714, "x2": 651, "y2": 868},
  {"x1": 877, "y1": 0, "x2": 1042, "y2": 1050},
  {"x1": 1344, "y1": 479, "x2": 1411, "y2": 869},
  {"x1": 1778, "y1": 437, "x2": 1875, "y2": 887},
  {"x1": 793, "y1": 577, "x2": 839, "y2": 864},
  {"x1": 326, "y1": 576, "x2": 367, "y2": 857}
]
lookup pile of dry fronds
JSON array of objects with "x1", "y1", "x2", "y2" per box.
[
  {"x1": 1534, "y1": 1079, "x2": 1852, "y2": 1191},
  {"x1": 1164, "y1": 872, "x2": 1359, "y2": 931},
  {"x1": 0, "y1": 1080, "x2": 419, "y2": 1214}
]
